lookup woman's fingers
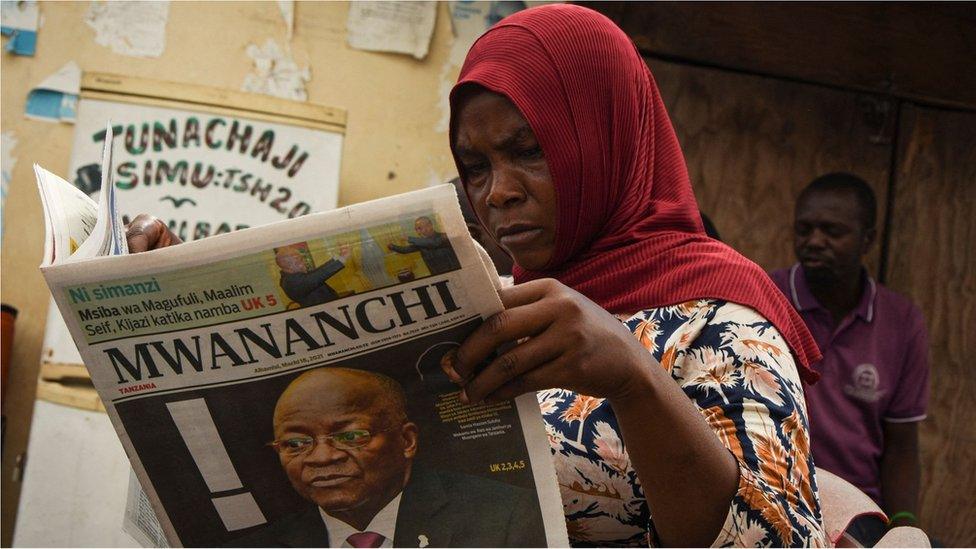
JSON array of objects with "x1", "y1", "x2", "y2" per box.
[
  {"x1": 126, "y1": 214, "x2": 182, "y2": 253},
  {"x1": 497, "y1": 278, "x2": 556, "y2": 309},
  {"x1": 451, "y1": 300, "x2": 553, "y2": 382},
  {"x1": 481, "y1": 355, "x2": 571, "y2": 403},
  {"x1": 461, "y1": 333, "x2": 563, "y2": 403}
]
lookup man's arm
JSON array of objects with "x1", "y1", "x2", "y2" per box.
[
  {"x1": 388, "y1": 243, "x2": 418, "y2": 254},
  {"x1": 406, "y1": 233, "x2": 449, "y2": 249},
  {"x1": 880, "y1": 420, "x2": 921, "y2": 527},
  {"x1": 880, "y1": 308, "x2": 929, "y2": 529},
  {"x1": 280, "y1": 259, "x2": 345, "y2": 301}
]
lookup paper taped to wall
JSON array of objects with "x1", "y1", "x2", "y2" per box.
[
  {"x1": 346, "y1": 1, "x2": 437, "y2": 60},
  {"x1": 85, "y1": 0, "x2": 169, "y2": 58},
  {"x1": 0, "y1": 0, "x2": 39, "y2": 55},
  {"x1": 25, "y1": 60, "x2": 80, "y2": 123}
]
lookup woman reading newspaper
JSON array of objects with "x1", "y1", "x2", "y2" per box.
[{"x1": 128, "y1": 5, "x2": 828, "y2": 547}]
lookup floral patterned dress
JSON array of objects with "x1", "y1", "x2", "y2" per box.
[{"x1": 539, "y1": 299, "x2": 828, "y2": 547}]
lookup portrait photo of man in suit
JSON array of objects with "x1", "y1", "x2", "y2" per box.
[{"x1": 232, "y1": 367, "x2": 546, "y2": 548}]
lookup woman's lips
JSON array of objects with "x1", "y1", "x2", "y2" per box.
[{"x1": 497, "y1": 227, "x2": 543, "y2": 247}]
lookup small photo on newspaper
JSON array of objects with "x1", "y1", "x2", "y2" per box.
[{"x1": 40, "y1": 180, "x2": 566, "y2": 547}]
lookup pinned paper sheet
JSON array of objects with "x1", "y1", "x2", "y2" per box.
[
  {"x1": 85, "y1": 0, "x2": 169, "y2": 58},
  {"x1": 436, "y1": 1, "x2": 527, "y2": 131},
  {"x1": 1, "y1": 0, "x2": 39, "y2": 55},
  {"x1": 242, "y1": 38, "x2": 310, "y2": 101},
  {"x1": 347, "y1": 1, "x2": 436, "y2": 60},
  {"x1": 1, "y1": 131, "x2": 16, "y2": 238},
  {"x1": 25, "y1": 61, "x2": 80, "y2": 123},
  {"x1": 277, "y1": 0, "x2": 293, "y2": 41}
]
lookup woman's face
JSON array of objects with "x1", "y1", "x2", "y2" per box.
[{"x1": 452, "y1": 90, "x2": 557, "y2": 271}]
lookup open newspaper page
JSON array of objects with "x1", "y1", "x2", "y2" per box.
[{"x1": 40, "y1": 184, "x2": 568, "y2": 547}]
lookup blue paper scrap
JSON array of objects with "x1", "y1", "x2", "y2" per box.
[
  {"x1": 25, "y1": 88, "x2": 78, "y2": 121},
  {"x1": 0, "y1": 26, "x2": 36, "y2": 55}
]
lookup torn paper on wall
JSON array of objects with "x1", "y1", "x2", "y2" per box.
[
  {"x1": 1, "y1": 131, "x2": 17, "y2": 239},
  {"x1": 1, "y1": 0, "x2": 39, "y2": 55},
  {"x1": 277, "y1": 0, "x2": 293, "y2": 41},
  {"x1": 347, "y1": 1, "x2": 436, "y2": 60},
  {"x1": 85, "y1": 0, "x2": 169, "y2": 58},
  {"x1": 436, "y1": 1, "x2": 526, "y2": 132},
  {"x1": 25, "y1": 60, "x2": 80, "y2": 123},
  {"x1": 242, "y1": 38, "x2": 310, "y2": 102}
]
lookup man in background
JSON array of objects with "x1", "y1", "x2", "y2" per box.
[{"x1": 770, "y1": 173, "x2": 929, "y2": 543}]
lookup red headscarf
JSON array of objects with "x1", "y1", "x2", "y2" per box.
[{"x1": 449, "y1": 4, "x2": 821, "y2": 382}]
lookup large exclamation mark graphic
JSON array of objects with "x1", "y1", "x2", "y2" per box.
[{"x1": 167, "y1": 399, "x2": 267, "y2": 532}]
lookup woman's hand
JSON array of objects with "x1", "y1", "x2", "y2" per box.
[
  {"x1": 448, "y1": 278, "x2": 652, "y2": 404},
  {"x1": 454, "y1": 279, "x2": 741, "y2": 546},
  {"x1": 125, "y1": 214, "x2": 182, "y2": 253}
]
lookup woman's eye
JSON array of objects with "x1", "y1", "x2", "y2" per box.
[{"x1": 464, "y1": 161, "x2": 489, "y2": 175}]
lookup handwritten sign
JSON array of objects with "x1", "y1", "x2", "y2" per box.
[{"x1": 69, "y1": 95, "x2": 343, "y2": 242}]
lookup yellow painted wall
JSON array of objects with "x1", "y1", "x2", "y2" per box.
[{"x1": 0, "y1": 2, "x2": 466, "y2": 542}]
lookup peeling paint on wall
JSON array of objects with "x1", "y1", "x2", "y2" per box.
[
  {"x1": 241, "y1": 38, "x2": 310, "y2": 102},
  {"x1": 1, "y1": 130, "x2": 17, "y2": 238},
  {"x1": 277, "y1": 0, "x2": 293, "y2": 41},
  {"x1": 85, "y1": 0, "x2": 169, "y2": 58}
]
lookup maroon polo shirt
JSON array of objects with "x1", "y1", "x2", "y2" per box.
[{"x1": 769, "y1": 264, "x2": 929, "y2": 504}]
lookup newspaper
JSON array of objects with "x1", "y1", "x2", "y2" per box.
[{"x1": 36, "y1": 127, "x2": 568, "y2": 547}]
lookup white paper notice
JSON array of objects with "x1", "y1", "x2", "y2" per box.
[
  {"x1": 1, "y1": 0, "x2": 38, "y2": 31},
  {"x1": 346, "y1": 1, "x2": 436, "y2": 60},
  {"x1": 37, "y1": 60, "x2": 81, "y2": 95},
  {"x1": 85, "y1": 0, "x2": 169, "y2": 58},
  {"x1": 242, "y1": 38, "x2": 310, "y2": 102}
]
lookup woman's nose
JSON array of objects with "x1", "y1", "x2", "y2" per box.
[{"x1": 486, "y1": 166, "x2": 526, "y2": 209}]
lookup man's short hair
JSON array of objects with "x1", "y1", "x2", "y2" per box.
[
  {"x1": 282, "y1": 368, "x2": 410, "y2": 426},
  {"x1": 799, "y1": 172, "x2": 877, "y2": 230}
]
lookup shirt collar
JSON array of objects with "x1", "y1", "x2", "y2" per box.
[
  {"x1": 788, "y1": 263, "x2": 877, "y2": 322},
  {"x1": 320, "y1": 493, "x2": 402, "y2": 547}
]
